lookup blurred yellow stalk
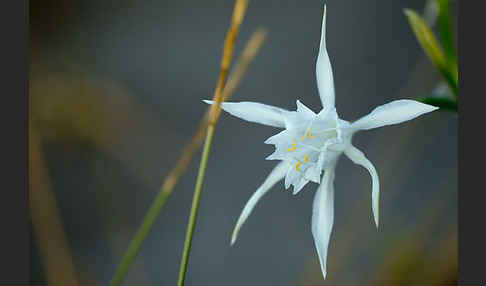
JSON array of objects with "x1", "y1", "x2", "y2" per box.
[
  {"x1": 176, "y1": 1, "x2": 250, "y2": 285},
  {"x1": 160, "y1": 28, "x2": 267, "y2": 196},
  {"x1": 109, "y1": 1, "x2": 267, "y2": 284},
  {"x1": 160, "y1": 27, "x2": 267, "y2": 198},
  {"x1": 29, "y1": 125, "x2": 81, "y2": 286}
]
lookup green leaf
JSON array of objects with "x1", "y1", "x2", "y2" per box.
[
  {"x1": 418, "y1": 97, "x2": 457, "y2": 112},
  {"x1": 437, "y1": 0, "x2": 457, "y2": 66},
  {"x1": 404, "y1": 9, "x2": 457, "y2": 97}
]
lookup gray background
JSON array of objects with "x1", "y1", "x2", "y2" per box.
[{"x1": 30, "y1": 0, "x2": 457, "y2": 285}]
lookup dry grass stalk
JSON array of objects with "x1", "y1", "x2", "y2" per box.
[
  {"x1": 159, "y1": 27, "x2": 267, "y2": 197},
  {"x1": 208, "y1": 0, "x2": 248, "y2": 125},
  {"x1": 108, "y1": 4, "x2": 264, "y2": 283},
  {"x1": 29, "y1": 126, "x2": 81, "y2": 286}
]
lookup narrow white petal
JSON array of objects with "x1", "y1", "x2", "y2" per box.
[
  {"x1": 231, "y1": 161, "x2": 290, "y2": 245},
  {"x1": 204, "y1": 100, "x2": 287, "y2": 128},
  {"x1": 350, "y1": 99, "x2": 439, "y2": 131},
  {"x1": 344, "y1": 145, "x2": 380, "y2": 227},
  {"x1": 284, "y1": 172, "x2": 291, "y2": 189},
  {"x1": 311, "y1": 166, "x2": 336, "y2": 279},
  {"x1": 315, "y1": 5, "x2": 336, "y2": 109}
]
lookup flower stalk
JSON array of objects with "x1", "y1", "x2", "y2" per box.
[
  {"x1": 107, "y1": 4, "x2": 264, "y2": 286},
  {"x1": 176, "y1": 1, "x2": 248, "y2": 285},
  {"x1": 176, "y1": 125, "x2": 215, "y2": 286}
]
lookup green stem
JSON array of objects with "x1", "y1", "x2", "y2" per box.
[
  {"x1": 176, "y1": 125, "x2": 215, "y2": 286},
  {"x1": 108, "y1": 125, "x2": 215, "y2": 286},
  {"x1": 108, "y1": 184, "x2": 172, "y2": 286}
]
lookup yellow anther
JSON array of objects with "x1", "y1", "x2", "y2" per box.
[
  {"x1": 295, "y1": 162, "x2": 302, "y2": 171},
  {"x1": 287, "y1": 139, "x2": 297, "y2": 152},
  {"x1": 307, "y1": 130, "x2": 314, "y2": 139},
  {"x1": 295, "y1": 154, "x2": 309, "y2": 172},
  {"x1": 301, "y1": 134, "x2": 306, "y2": 141}
]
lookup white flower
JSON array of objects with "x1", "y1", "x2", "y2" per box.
[{"x1": 204, "y1": 5, "x2": 438, "y2": 279}]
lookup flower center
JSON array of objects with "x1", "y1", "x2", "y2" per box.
[{"x1": 284, "y1": 124, "x2": 340, "y2": 173}]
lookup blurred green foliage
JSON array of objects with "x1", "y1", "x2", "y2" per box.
[{"x1": 405, "y1": 0, "x2": 458, "y2": 111}]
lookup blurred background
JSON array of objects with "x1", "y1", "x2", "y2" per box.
[{"x1": 29, "y1": 0, "x2": 457, "y2": 285}]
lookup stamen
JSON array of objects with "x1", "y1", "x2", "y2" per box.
[
  {"x1": 301, "y1": 130, "x2": 314, "y2": 141},
  {"x1": 295, "y1": 153, "x2": 309, "y2": 172},
  {"x1": 295, "y1": 162, "x2": 302, "y2": 171},
  {"x1": 287, "y1": 139, "x2": 297, "y2": 152},
  {"x1": 307, "y1": 130, "x2": 314, "y2": 139}
]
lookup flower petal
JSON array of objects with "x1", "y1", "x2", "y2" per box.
[
  {"x1": 344, "y1": 145, "x2": 380, "y2": 227},
  {"x1": 231, "y1": 161, "x2": 290, "y2": 245},
  {"x1": 304, "y1": 165, "x2": 321, "y2": 184},
  {"x1": 316, "y1": 5, "x2": 336, "y2": 109},
  {"x1": 350, "y1": 99, "x2": 439, "y2": 131},
  {"x1": 293, "y1": 177, "x2": 310, "y2": 195},
  {"x1": 311, "y1": 166, "x2": 335, "y2": 279},
  {"x1": 296, "y1": 100, "x2": 316, "y2": 116},
  {"x1": 264, "y1": 130, "x2": 287, "y2": 145},
  {"x1": 203, "y1": 100, "x2": 287, "y2": 128},
  {"x1": 284, "y1": 165, "x2": 301, "y2": 190}
]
